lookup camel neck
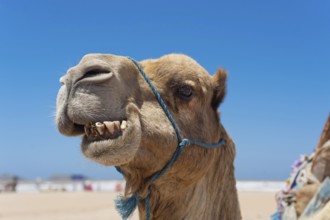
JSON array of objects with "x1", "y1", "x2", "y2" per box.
[{"x1": 137, "y1": 143, "x2": 241, "y2": 220}]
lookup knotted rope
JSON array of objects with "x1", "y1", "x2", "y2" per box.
[{"x1": 115, "y1": 57, "x2": 225, "y2": 220}]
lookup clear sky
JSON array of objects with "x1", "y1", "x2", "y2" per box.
[{"x1": 0, "y1": 0, "x2": 329, "y2": 180}]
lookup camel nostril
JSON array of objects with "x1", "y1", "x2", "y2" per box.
[
  {"x1": 84, "y1": 68, "x2": 111, "y2": 79},
  {"x1": 76, "y1": 67, "x2": 113, "y2": 84}
]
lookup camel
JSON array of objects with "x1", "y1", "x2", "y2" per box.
[
  {"x1": 274, "y1": 114, "x2": 330, "y2": 220},
  {"x1": 56, "y1": 53, "x2": 241, "y2": 220}
]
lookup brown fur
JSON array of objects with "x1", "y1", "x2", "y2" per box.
[
  {"x1": 56, "y1": 53, "x2": 241, "y2": 219},
  {"x1": 294, "y1": 183, "x2": 320, "y2": 217},
  {"x1": 312, "y1": 114, "x2": 330, "y2": 182},
  {"x1": 295, "y1": 115, "x2": 330, "y2": 219},
  {"x1": 303, "y1": 114, "x2": 330, "y2": 219},
  {"x1": 316, "y1": 114, "x2": 330, "y2": 150}
]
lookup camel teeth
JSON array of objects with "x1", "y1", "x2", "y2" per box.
[
  {"x1": 113, "y1": 121, "x2": 121, "y2": 131},
  {"x1": 84, "y1": 126, "x2": 90, "y2": 136},
  {"x1": 95, "y1": 122, "x2": 105, "y2": 135},
  {"x1": 104, "y1": 121, "x2": 115, "y2": 135},
  {"x1": 90, "y1": 126, "x2": 97, "y2": 137},
  {"x1": 120, "y1": 120, "x2": 127, "y2": 130}
]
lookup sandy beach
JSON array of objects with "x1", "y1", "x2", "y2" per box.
[{"x1": 0, "y1": 191, "x2": 276, "y2": 220}]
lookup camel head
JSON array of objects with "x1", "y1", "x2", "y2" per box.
[{"x1": 56, "y1": 53, "x2": 228, "y2": 191}]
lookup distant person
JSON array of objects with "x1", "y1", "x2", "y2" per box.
[{"x1": 5, "y1": 176, "x2": 18, "y2": 192}]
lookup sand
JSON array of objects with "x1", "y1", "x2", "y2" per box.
[{"x1": 0, "y1": 191, "x2": 276, "y2": 220}]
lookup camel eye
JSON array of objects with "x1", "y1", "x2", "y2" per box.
[{"x1": 177, "y1": 85, "x2": 193, "y2": 100}]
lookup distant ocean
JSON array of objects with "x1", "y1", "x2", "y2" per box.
[{"x1": 9, "y1": 180, "x2": 285, "y2": 193}]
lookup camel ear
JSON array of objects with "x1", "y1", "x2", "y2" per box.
[{"x1": 211, "y1": 68, "x2": 227, "y2": 109}]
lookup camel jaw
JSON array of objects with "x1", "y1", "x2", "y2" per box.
[{"x1": 80, "y1": 104, "x2": 142, "y2": 166}]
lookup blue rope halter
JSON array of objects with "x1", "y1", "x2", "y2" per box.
[{"x1": 115, "y1": 57, "x2": 226, "y2": 220}]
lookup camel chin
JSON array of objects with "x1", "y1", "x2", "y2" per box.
[{"x1": 80, "y1": 104, "x2": 142, "y2": 166}]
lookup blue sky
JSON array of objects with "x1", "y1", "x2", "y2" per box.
[{"x1": 0, "y1": 0, "x2": 329, "y2": 180}]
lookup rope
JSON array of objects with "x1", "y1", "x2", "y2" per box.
[
  {"x1": 115, "y1": 57, "x2": 226, "y2": 220},
  {"x1": 145, "y1": 189, "x2": 151, "y2": 220},
  {"x1": 127, "y1": 57, "x2": 183, "y2": 142}
]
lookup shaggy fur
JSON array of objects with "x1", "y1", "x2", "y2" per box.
[
  {"x1": 316, "y1": 115, "x2": 330, "y2": 149},
  {"x1": 56, "y1": 53, "x2": 241, "y2": 219},
  {"x1": 294, "y1": 183, "x2": 320, "y2": 217},
  {"x1": 295, "y1": 114, "x2": 330, "y2": 219}
]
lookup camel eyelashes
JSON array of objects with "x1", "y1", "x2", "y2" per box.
[{"x1": 177, "y1": 85, "x2": 193, "y2": 100}]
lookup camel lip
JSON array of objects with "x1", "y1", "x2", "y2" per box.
[
  {"x1": 71, "y1": 103, "x2": 141, "y2": 166},
  {"x1": 57, "y1": 119, "x2": 85, "y2": 137},
  {"x1": 80, "y1": 108, "x2": 142, "y2": 166}
]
